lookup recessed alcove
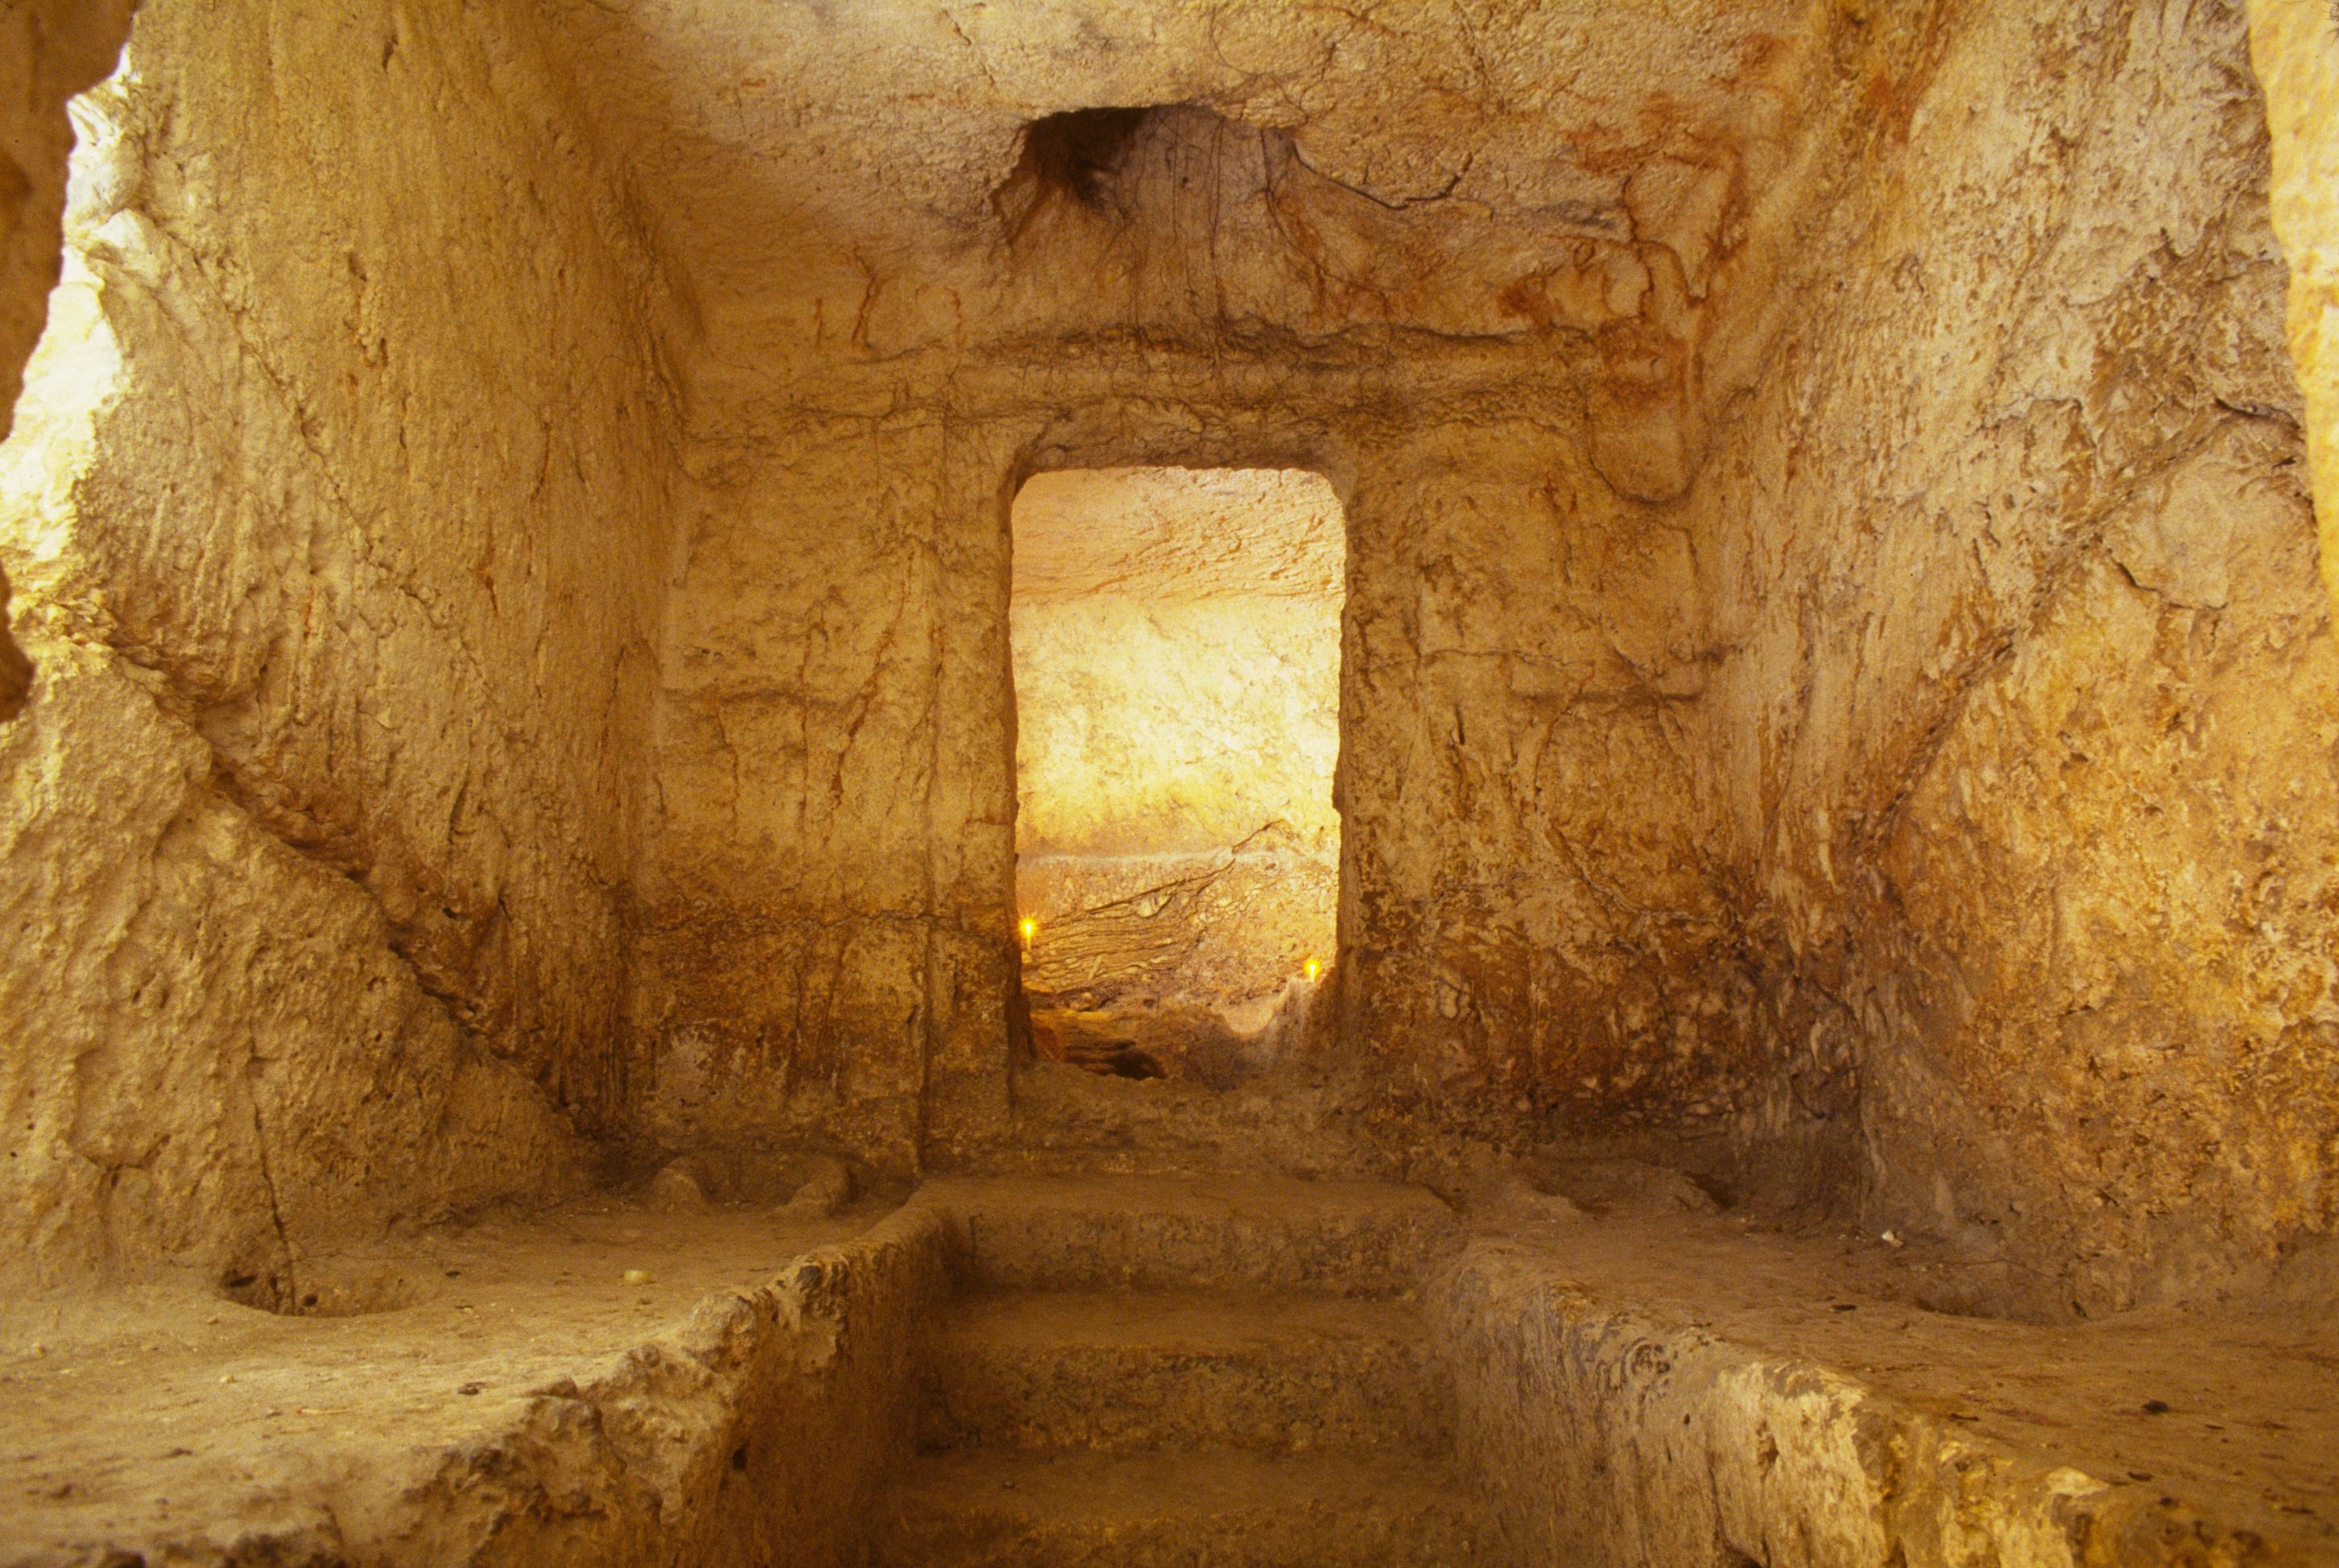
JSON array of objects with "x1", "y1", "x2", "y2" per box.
[{"x1": 1009, "y1": 467, "x2": 1343, "y2": 1086}]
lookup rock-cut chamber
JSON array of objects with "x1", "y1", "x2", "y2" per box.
[{"x1": 1010, "y1": 468, "x2": 1344, "y2": 1086}]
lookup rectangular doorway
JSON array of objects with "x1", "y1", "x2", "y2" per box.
[{"x1": 1010, "y1": 467, "x2": 1345, "y2": 1087}]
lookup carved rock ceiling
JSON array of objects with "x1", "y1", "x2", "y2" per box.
[{"x1": 538, "y1": 0, "x2": 1822, "y2": 356}]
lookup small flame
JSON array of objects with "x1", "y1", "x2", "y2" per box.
[
  {"x1": 1304, "y1": 957, "x2": 1321, "y2": 984},
  {"x1": 1019, "y1": 917, "x2": 1036, "y2": 952}
]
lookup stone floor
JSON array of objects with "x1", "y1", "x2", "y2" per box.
[
  {"x1": 1458, "y1": 1183, "x2": 2339, "y2": 1563},
  {"x1": 0, "y1": 1200, "x2": 881, "y2": 1562},
  {"x1": 1, "y1": 1173, "x2": 2332, "y2": 1565},
  {"x1": 872, "y1": 1175, "x2": 1491, "y2": 1564},
  {"x1": 1495, "y1": 1200, "x2": 2339, "y2": 1551}
]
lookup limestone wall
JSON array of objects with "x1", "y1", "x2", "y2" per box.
[
  {"x1": 312, "y1": 0, "x2": 2339, "y2": 1327},
  {"x1": 1338, "y1": 420, "x2": 1746, "y2": 1150},
  {"x1": 604, "y1": 4, "x2": 1845, "y2": 1177},
  {"x1": 1689, "y1": 0, "x2": 2339, "y2": 1312},
  {"x1": 0, "y1": 0, "x2": 686, "y2": 1289},
  {"x1": 625, "y1": 375, "x2": 1760, "y2": 1174},
  {"x1": 628, "y1": 414, "x2": 980, "y2": 1175}
]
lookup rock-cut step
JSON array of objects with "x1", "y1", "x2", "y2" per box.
[
  {"x1": 870, "y1": 1446, "x2": 1496, "y2": 1567},
  {"x1": 925, "y1": 1174, "x2": 1459, "y2": 1296},
  {"x1": 919, "y1": 1288, "x2": 1453, "y2": 1455}
]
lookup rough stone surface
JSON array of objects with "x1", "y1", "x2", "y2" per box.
[
  {"x1": 0, "y1": 0, "x2": 684, "y2": 1287},
  {"x1": 1435, "y1": 1236, "x2": 2311, "y2": 1567},
  {"x1": 604, "y1": 0, "x2": 1811, "y2": 1175},
  {"x1": 916, "y1": 1289, "x2": 1453, "y2": 1456},
  {"x1": 1, "y1": 5, "x2": 2335, "y2": 1555},
  {"x1": 1452, "y1": 1184, "x2": 2339, "y2": 1562},
  {"x1": 872, "y1": 1449, "x2": 1496, "y2": 1568},
  {"x1": 1683, "y1": 0, "x2": 2339, "y2": 1314},
  {"x1": 525, "y1": 0, "x2": 2339, "y2": 1317},
  {"x1": 2, "y1": 1175, "x2": 2326, "y2": 1565},
  {"x1": 0, "y1": 639, "x2": 589, "y2": 1302},
  {"x1": 0, "y1": 0, "x2": 2326, "y2": 1327},
  {"x1": 0, "y1": 1198, "x2": 941, "y2": 1567},
  {"x1": 881, "y1": 1174, "x2": 1498, "y2": 1568},
  {"x1": 932, "y1": 1173, "x2": 1460, "y2": 1297},
  {"x1": 783, "y1": 1153, "x2": 855, "y2": 1218},
  {"x1": 646, "y1": 1156, "x2": 713, "y2": 1212}
]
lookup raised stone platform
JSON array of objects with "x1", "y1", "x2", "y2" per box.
[{"x1": 1, "y1": 1174, "x2": 2329, "y2": 1566}]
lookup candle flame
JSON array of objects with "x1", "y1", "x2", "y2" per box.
[{"x1": 1304, "y1": 957, "x2": 1321, "y2": 984}]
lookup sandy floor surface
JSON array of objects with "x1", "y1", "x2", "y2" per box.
[
  {"x1": 0, "y1": 1195, "x2": 891, "y2": 1558},
  {"x1": 2, "y1": 1180, "x2": 2332, "y2": 1562},
  {"x1": 1485, "y1": 1199, "x2": 2339, "y2": 1558}
]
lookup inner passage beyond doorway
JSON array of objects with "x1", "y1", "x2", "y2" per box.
[{"x1": 1011, "y1": 468, "x2": 1344, "y2": 1086}]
